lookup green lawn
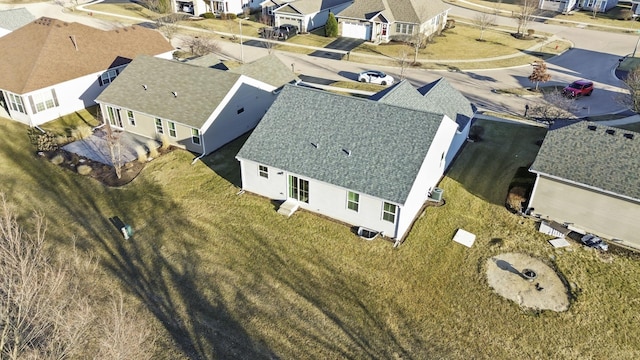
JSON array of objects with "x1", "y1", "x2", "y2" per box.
[{"x1": 2, "y1": 112, "x2": 640, "y2": 358}]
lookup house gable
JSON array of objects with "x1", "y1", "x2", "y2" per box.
[
  {"x1": 530, "y1": 121, "x2": 640, "y2": 201},
  {"x1": 0, "y1": 17, "x2": 173, "y2": 95},
  {"x1": 236, "y1": 84, "x2": 446, "y2": 205}
]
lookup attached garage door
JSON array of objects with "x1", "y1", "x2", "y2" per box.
[{"x1": 342, "y1": 22, "x2": 371, "y2": 40}]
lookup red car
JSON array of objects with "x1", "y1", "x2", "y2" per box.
[{"x1": 562, "y1": 80, "x2": 594, "y2": 98}]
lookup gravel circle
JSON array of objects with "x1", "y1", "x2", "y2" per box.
[{"x1": 486, "y1": 253, "x2": 570, "y2": 312}]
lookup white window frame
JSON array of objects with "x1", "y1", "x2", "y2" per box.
[
  {"x1": 347, "y1": 191, "x2": 359, "y2": 212},
  {"x1": 31, "y1": 91, "x2": 56, "y2": 112},
  {"x1": 101, "y1": 69, "x2": 118, "y2": 85},
  {"x1": 191, "y1": 128, "x2": 201, "y2": 145},
  {"x1": 155, "y1": 118, "x2": 164, "y2": 134},
  {"x1": 127, "y1": 110, "x2": 136, "y2": 126},
  {"x1": 382, "y1": 202, "x2": 397, "y2": 223},
  {"x1": 259, "y1": 165, "x2": 268, "y2": 178},
  {"x1": 8, "y1": 93, "x2": 25, "y2": 114},
  {"x1": 168, "y1": 121, "x2": 177, "y2": 137}
]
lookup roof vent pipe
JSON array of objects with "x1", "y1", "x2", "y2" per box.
[
  {"x1": 142, "y1": 84, "x2": 147, "y2": 90},
  {"x1": 172, "y1": 91, "x2": 178, "y2": 97},
  {"x1": 342, "y1": 148, "x2": 351, "y2": 156}
]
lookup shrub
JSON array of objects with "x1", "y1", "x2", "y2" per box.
[
  {"x1": 527, "y1": 29, "x2": 535, "y2": 36},
  {"x1": 147, "y1": 140, "x2": 159, "y2": 158},
  {"x1": 51, "y1": 154, "x2": 64, "y2": 165},
  {"x1": 201, "y1": 12, "x2": 215, "y2": 19},
  {"x1": 71, "y1": 125, "x2": 92, "y2": 140},
  {"x1": 445, "y1": 19, "x2": 456, "y2": 29},
  {"x1": 506, "y1": 186, "x2": 527, "y2": 213},
  {"x1": 616, "y1": 9, "x2": 634, "y2": 21},
  {"x1": 77, "y1": 165, "x2": 92, "y2": 175},
  {"x1": 135, "y1": 146, "x2": 148, "y2": 163},
  {"x1": 161, "y1": 135, "x2": 171, "y2": 150}
]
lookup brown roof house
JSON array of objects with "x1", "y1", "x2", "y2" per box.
[
  {"x1": 336, "y1": 0, "x2": 450, "y2": 43},
  {"x1": 0, "y1": 17, "x2": 174, "y2": 126}
]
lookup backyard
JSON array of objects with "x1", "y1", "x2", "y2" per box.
[{"x1": 1, "y1": 112, "x2": 639, "y2": 358}]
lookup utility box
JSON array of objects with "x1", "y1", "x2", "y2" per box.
[{"x1": 430, "y1": 187, "x2": 444, "y2": 202}]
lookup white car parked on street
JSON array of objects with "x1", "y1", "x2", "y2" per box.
[{"x1": 358, "y1": 70, "x2": 394, "y2": 86}]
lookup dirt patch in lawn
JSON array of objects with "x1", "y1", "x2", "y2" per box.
[{"x1": 486, "y1": 252, "x2": 570, "y2": 312}]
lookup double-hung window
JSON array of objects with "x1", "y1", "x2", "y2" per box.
[
  {"x1": 347, "y1": 191, "x2": 359, "y2": 212},
  {"x1": 259, "y1": 165, "x2": 268, "y2": 178},
  {"x1": 155, "y1": 118, "x2": 164, "y2": 134},
  {"x1": 8, "y1": 93, "x2": 25, "y2": 113},
  {"x1": 382, "y1": 202, "x2": 397, "y2": 223},
  {"x1": 127, "y1": 110, "x2": 136, "y2": 126},
  {"x1": 168, "y1": 121, "x2": 177, "y2": 137},
  {"x1": 191, "y1": 129, "x2": 201, "y2": 145}
]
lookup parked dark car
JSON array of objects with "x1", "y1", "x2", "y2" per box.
[
  {"x1": 580, "y1": 234, "x2": 608, "y2": 251},
  {"x1": 259, "y1": 24, "x2": 299, "y2": 40},
  {"x1": 562, "y1": 80, "x2": 594, "y2": 98}
]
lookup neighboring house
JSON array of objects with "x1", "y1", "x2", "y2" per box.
[
  {"x1": 336, "y1": 0, "x2": 450, "y2": 43},
  {"x1": 272, "y1": 0, "x2": 353, "y2": 33},
  {"x1": 538, "y1": 0, "x2": 577, "y2": 13},
  {"x1": 95, "y1": 54, "x2": 296, "y2": 155},
  {"x1": 539, "y1": 0, "x2": 617, "y2": 13},
  {"x1": 0, "y1": 8, "x2": 35, "y2": 37},
  {"x1": 576, "y1": 0, "x2": 618, "y2": 12},
  {"x1": 256, "y1": 0, "x2": 288, "y2": 24},
  {"x1": 236, "y1": 78, "x2": 475, "y2": 240},
  {"x1": 175, "y1": 0, "x2": 250, "y2": 16},
  {"x1": 632, "y1": 0, "x2": 640, "y2": 16},
  {"x1": 0, "y1": 17, "x2": 173, "y2": 126},
  {"x1": 527, "y1": 122, "x2": 640, "y2": 246}
]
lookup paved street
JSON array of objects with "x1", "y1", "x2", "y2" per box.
[{"x1": 3, "y1": 0, "x2": 638, "y2": 117}]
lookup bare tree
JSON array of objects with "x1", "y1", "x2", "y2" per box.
[
  {"x1": 530, "y1": 90, "x2": 579, "y2": 122},
  {"x1": 95, "y1": 293, "x2": 156, "y2": 360},
  {"x1": 410, "y1": 31, "x2": 430, "y2": 65},
  {"x1": 592, "y1": 2, "x2": 602, "y2": 19},
  {"x1": 619, "y1": 67, "x2": 640, "y2": 113},
  {"x1": 0, "y1": 195, "x2": 90, "y2": 360},
  {"x1": 473, "y1": 12, "x2": 496, "y2": 41},
  {"x1": 156, "y1": 13, "x2": 182, "y2": 40},
  {"x1": 102, "y1": 111, "x2": 123, "y2": 179},
  {"x1": 515, "y1": 0, "x2": 538, "y2": 36},
  {"x1": 528, "y1": 60, "x2": 552, "y2": 91},
  {"x1": 397, "y1": 48, "x2": 410, "y2": 80},
  {"x1": 184, "y1": 36, "x2": 221, "y2": 57},
  {"x1": 494, "y1": 0, "x2": 503, "y2": 15}
]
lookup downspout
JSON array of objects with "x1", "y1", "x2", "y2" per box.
[{"x1": 191, "y1": 130, "x2": 206, "y2": 165}]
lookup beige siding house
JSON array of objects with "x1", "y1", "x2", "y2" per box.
[
  {"x1": 528, "y1": 122, "x2": 640, "y2": 249},
  {"x1": 95, "y1": 55, "x2": 297, "y2": 156},
  {"x1": 0, "y1": 17, "x2": 173, "y2": 126},
  {"x1": 336, "y1": 0, "x2": 450, "y2": 43}
]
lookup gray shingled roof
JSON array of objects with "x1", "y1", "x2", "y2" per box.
[
  {"x1": 229, "y1": 54, "x2": 299, "y2": 88},
  {"x1": 276, "y1": 0, "x2": 351, "y2": 14},
  {"x1": 96, "y1": 55, "x2": 242, "y2": 128},
  {"x1": 338, "y1": 0, "x2": 449, "y2": 23},
  {"x1": 530, "y1": 121, "x2": 640, "y2": 201},
  {"x1": 0, "y1": 8, "x2": 35, "y2": 31},
  {"x1": 237, "y1": 84, "x2": 446, "y2": 204},
  {"x1": 373, "y1": 79, "x2": 475, "y2": 129}
]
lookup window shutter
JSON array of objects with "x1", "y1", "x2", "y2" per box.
[
  {"x1": 98, "y1": 75, "x2": 103, "y2": 86},
  {"x1": 28, "y1": 95, "x2": 37, "y2": 114},
  {"x1": 51, "y1": 88, "x2": 59, "y2": 107}
]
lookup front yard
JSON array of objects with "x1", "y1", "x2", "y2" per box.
[{"x1": 1, "y1": 112, "x2": 639, "y2": 358}]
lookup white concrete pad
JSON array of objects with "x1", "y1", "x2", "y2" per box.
[
  {"x1": 453, "y1": 229, "x2": 476, "y2": 248},
  {"x1": 548, "y1": 238, "x2": 571, "y2": 248}
]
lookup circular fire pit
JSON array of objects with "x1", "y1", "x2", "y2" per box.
[{"x1": 521, "y1": 268, "x2": 537, "y2": 282}]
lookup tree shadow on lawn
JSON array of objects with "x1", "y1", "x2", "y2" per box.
[
  {"x1": 445, "y1": 120, "x2": 547, "y2": 206},
  {"x1": 0, "y1": 121, "x2": 271, "y2": 358}
]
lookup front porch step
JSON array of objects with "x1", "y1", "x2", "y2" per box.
[{"x1": 277, "y1": 198, "x2": 299, "y2": 217}]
